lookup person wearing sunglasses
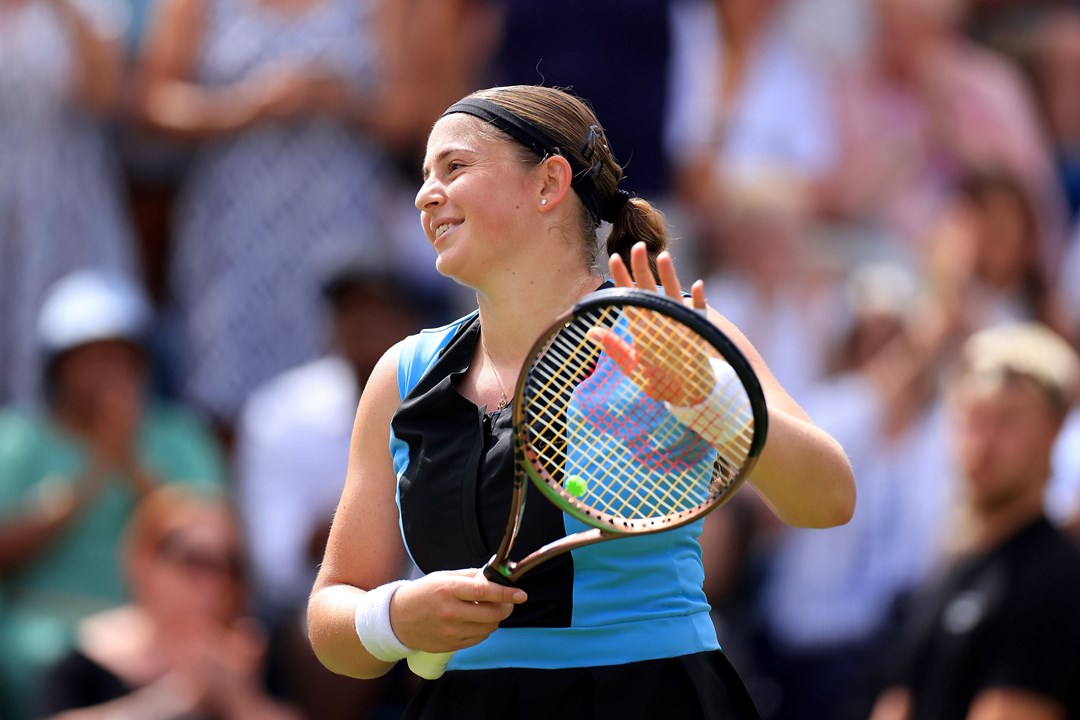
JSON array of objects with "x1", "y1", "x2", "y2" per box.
[{"x1": 34, "y1": 485, "x2": 300, "y2": 720}]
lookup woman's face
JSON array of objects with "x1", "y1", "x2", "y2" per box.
[
  {"x1": 972, "y1": 188, "x2": 1034, "y2": 289},
  {"x1": 873, "y1": 0, "x2": 940, "y2": 80},
  {"x1": 138, "y1": 507, "x2": 246, "y2": 625},
  {"x1": 415, "y1": 114, "x2": 539, "y2": 286}
]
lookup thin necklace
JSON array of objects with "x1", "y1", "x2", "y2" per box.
[
  {"x1": 479, "y1": 334, "x2": 510, "y2": 410},
  {"x1": 478, "y1": 274, "x2": 596, "y2": 410}
]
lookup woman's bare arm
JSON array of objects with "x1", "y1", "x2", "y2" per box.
[{"x1": 306, "y1": 342, "x2": 525, "y2": 679}]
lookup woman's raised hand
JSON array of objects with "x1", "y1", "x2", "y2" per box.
[{"x1": 586, "y1": 243, "x2": 716, "y2": 407}]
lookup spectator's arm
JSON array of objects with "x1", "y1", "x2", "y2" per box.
[
  {"x1": 869, "y1": 687, "x2": 911, "y2": 720},
  {"x1": 48, "y1": 0, "x2": 125, "y2": 112},
  {"x1": 137, "y1": 0, "x2": 244, "y2": 137},
  {"x1": 362, "y1": 0, "x2": 503, "y2": 153},
  {"x1": 967, "y1": 688, "x2": 1066, "y2": 720},
  {"x1": 137, "y1": 0, "x2": 321, "y2": 138},
  {"x1": 0, "y1": 473, "x2": 107, "y2": 573}
]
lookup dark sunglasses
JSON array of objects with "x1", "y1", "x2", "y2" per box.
[{"x1": 155, "y1": 532, "x2": 243, "y2": 580}]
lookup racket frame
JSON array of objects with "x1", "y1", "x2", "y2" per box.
[{"x1": 482, "y1": 288, "x2": 768, "y2": 585}]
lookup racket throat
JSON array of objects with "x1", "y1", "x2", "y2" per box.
[{"x1": 483, "y1": 528, "x2": 613, "y2": 585}]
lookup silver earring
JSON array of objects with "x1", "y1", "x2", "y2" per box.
[{"x1": 540, "y1": 199, "x2": 548, "y2": 206}]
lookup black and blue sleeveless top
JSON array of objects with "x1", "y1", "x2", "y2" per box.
[{"x1": 389, "y1": 311, "x2": 719, "y2": 671}]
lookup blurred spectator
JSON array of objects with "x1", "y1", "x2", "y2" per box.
[
  {"x1": 235, "y1": 265, "x2": 423, "y2": 720},
  {"x1": 377, "y1": 0, "x2": 501, "y2": 163},
  {"x1": 822, "y1": 0, "x2": 1066, "y2": 268},
  {"x1": 870, "y1": 322, "x2": 1080, "y2": 720},
  {"x1": 34, "y1": 484, "x2": 300, "y2": 720},
  {"x1": 136, "y1": 0, "x2": 407, "y2": 437},
  {"x1": 667, "y1": 0, "x2": 839, "y2": 246},
  {"x1": 0, "y1": 270, "x2": 226, "y2": 720},
  {"x1": 922, "y1": 170, "x2": 1075, "y2": 342},
  {"x1": 0, "y1": 0, "x2": 139, "y2": 407},
  {"x1": 965, "y1": 0, "x2": 1077, "y2": 59},
  {"x1": 755, "y1": 263, "x2": 959, "y2": 720},
  {"x1": 236, "y1": 265, "x2": 423, "y2": 624}
]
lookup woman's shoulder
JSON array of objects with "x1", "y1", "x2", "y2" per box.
[{"x1": 395, "y1": 311, "x2": 479, "y2": 397}]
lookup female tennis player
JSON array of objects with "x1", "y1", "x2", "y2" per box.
[{"x1": 307, "y1": 85, "x2": 855, "y2": 719}]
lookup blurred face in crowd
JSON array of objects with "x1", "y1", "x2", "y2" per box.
[
  {"x1": 873, "y1": 0, "x2": 954, "y2": 79},
  {"x1": 134, "y1": 503, "x2": 247, "y2": 627},
  {"x1": 952, "y1": 373, "x2": 1062, "y2": 515},
  {"x1": 53, "y1": 339, "x2": 146, "y2": 406},
  {"x1": 968, "y1": 188, "x2": 1037, "y2": 291},
  {"x1": 332, "y1": 283, "x2": 419, "y2": 383}
]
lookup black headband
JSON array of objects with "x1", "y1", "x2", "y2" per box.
[{"x1": 441, "y1": 98, "x2": 609, "y2": 224}]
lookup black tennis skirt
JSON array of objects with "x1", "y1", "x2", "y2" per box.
[{"x1": 402, "y1": 650, "x2": 761, "y2": 720}]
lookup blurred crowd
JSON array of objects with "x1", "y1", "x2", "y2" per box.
[{"x1": 4, "y1": 0, "x2": 1080, "y2": 718}]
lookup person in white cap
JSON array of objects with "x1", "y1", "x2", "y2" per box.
[{"x1": 0, "y1": 269, "x2": 227, "y2": 720}]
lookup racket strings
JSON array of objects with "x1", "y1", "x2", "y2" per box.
[
  {"x1": 570, "y1": 359, "x2": 714, "y2": 518},
  {"x1": 522, "y1": 304, "x2": 757, "y2": 529}
]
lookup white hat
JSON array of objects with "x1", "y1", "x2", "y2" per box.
[
  {"x1": 961, "y1": 322, "x2": 1080, "y2": 413},
  {"x1": 37, "y1": 269, "x2": 152, "y2": 356}
]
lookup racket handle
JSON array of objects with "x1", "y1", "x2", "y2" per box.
[
  {"x1": 407, "y1": 650, "x2": 455, "y2": 680},
  {"x1": 406, "y1": 564, "x2": 513, "y2": 679}
]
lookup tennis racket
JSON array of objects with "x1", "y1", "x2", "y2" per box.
[{"x1": 406, "y1": 287, "x2": 768, "y2": 679}]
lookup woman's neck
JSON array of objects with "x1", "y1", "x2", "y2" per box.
[{"x1": 474, "y1": 268, "x2": 602, "y2": 364}]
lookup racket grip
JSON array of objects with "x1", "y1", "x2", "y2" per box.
[
  {"x1": 407, "y1": 650, "x2": 456, "y2": 680},
  {"x1": 406, "y1": 564, "x2": 512, "y2": 679}
]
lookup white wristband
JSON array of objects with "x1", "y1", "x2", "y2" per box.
[
  {"x1": 666, "y1": 357, "x2": 750, "y2": 449},
  {"x1": 354, "y1": 580, "x2": 415, "y2": 663}
]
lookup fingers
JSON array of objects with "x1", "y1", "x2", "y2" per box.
[
  {"x1": 393, "y1": 570, "x2": 529, "y2": 652},
  {"x1": 630, "y1": 242, "x2": 657, "y2": 291},
  {"x1": 586, "y1": 327, "x2": 638, "y2": 376},
  {"x1": 610, "y1": 242, "x2": 712, "y2": 320},
  {"x1": 691, "y1": 279, "x2": 707, "y2": 312},
  {"x1": 608, "y1": 252, "x2": 634, "y2": 288},
  {"x1": 453, "y1": 573, "x2": 528, "y2": 606},
  {"x1": 656, "y1": 251, "x2": 684, "y2": 301}
]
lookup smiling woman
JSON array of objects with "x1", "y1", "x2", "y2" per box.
[{"x1": 306, "y1": 85, "x2": 855, "y2": 720}]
